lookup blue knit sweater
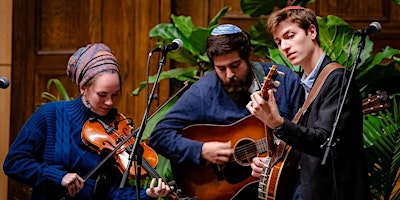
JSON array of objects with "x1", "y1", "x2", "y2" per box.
[
  {"x1": 3, "y1": 96, "x2": 151, "y2": 200},
  {"x1": 148, "y1": 62, "x2": 304, "y2": 165}
]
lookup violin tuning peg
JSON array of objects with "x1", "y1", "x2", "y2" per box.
[{"x1": 273, "y1": 80, "x2": 281, "y2": 87}]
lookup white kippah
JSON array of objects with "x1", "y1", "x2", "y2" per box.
[{"x1": 211, "y1": 24, "x2": 243, "y2": 35}]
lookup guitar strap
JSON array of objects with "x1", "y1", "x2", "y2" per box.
[
  {"x1": 292, "y1": 62, "x2": 343, "y2": 124},
  {"x1": 250, "y1": 62, "x2": 267, "y2": 89}
]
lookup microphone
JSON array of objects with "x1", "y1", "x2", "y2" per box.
[
  {"x1": 354, "y1": 22, "x2": 382, "y2": 36},
  {"x1": 0, "y1": 77, "x2": 10, "y2": 89},
  {"x1": 151, "y1": 39, "x2": 183, "y2": 53}
]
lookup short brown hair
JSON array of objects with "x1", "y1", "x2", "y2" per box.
[{"x1": 267, "y1": 7, "x2": 320, "y2": 45}]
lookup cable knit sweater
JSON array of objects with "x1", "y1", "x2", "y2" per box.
[{"x1": 3, "y1": 96, "x2": 151, "y2": 200}]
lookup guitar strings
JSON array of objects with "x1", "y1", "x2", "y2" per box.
[
  {"x1": 233, "y1": 138, "x2": 269, "y2": 163},
  {"x1": 233, "y1": 138, "x2": 268, "y2": 155}
]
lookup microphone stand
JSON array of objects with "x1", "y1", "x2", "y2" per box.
[
  {"x1": 321, "y1": 32, "x2": 367, "y2": 165},
  {"x1": 119, "y1": 49, "x2": 168, "y2": 200},
  {"x1": 319, "y1": 31, "x2": 367, "y2": 200}
]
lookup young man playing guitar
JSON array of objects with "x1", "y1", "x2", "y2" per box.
[
  {"x1": 148, "y1": 24, "x2": 304, "y2": 199},
  {"x1": 247, "y1": 7, "x2": 370, "y2": 200}
]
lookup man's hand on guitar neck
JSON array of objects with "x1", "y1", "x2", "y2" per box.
[
  {"x1": 201, "y1": 141, "x2": 233, "y2": 165},
  {"x1": 250, "y1": 156, "x2": 267, "y2": 178},
  {"x1": 247, "y1": 89, "x2": 284, "y2": 129}
]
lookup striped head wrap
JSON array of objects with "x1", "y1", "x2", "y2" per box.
[{"x1": 67, "y1": 43, "x2": 119, "y2": 88}]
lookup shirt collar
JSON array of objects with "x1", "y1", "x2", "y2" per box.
[
  {"x1": 249, "y1": 78, "x2": 260, "y2": 93},
  {"x1": 301, "y1": 53, "x2": 326, "y2": 97}
]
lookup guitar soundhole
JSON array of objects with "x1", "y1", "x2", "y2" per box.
[{"x1": 233, "y1": 139, "x2": 257, "y2": 166}]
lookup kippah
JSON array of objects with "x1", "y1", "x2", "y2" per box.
[
  {"x1": 282, "y1": 6, "x2": 305, "y2": 10},
  {"x1": 211, "y1": 24, "x2": 243, "y2": 35}
]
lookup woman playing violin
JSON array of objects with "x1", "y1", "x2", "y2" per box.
[{"x1": 3, "y1": 43, "x2": 172, "y2": 199}]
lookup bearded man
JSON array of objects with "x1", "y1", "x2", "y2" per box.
[{"x1": 148, "y1": 24, "x2": 304, "y2": 199}]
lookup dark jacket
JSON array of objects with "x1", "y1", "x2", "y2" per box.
[{"x1": 274, "y1": 56, "x2": 370, "y2": 200}]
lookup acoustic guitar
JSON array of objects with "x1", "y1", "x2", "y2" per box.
[{"x1": 173, "y1": 65, "x2": 282, "y2": 200}]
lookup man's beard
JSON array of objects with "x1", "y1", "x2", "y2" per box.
[{"x1": 223, "y1": 72, "x2": 252, "y2": 105}]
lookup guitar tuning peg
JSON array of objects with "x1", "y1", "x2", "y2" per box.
[
  {"x1": 272, "y1": 88, "x2": 278, "y2": 93},
  {"x1": 272, "y1": 80, "x2": 280, "y2": 87},
  {"x1": 276, "y1": 70, "x2": 285, "y2": 76}
]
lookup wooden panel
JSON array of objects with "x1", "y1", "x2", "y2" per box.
[
  {"x1": 314, "y1": 0, "x2": 400, "y2": 52},
  {"x1": 0, "y1": 1, "x2": 12, "y2": 199},
  {"x1": 0, "y1": 66, "x2": 11, "y2": 200},
  {"x1": 0, "y1": 0, "x2": 12, "y2": 64},
  {"x1": 209, "y1": 0, "x2": 257, "y2": 32},
  {"x1": 9, "y1": 1, "x2": 34, "y2": 198},
  {"x1": 36, "y1": 0, "x2": 102, "y2": 55},
  {"x1": 316, "y1": 0, "x2": 388, "y2": 21},
  {"x1": 101, "y1": 0, "x2": 170, "y2": 124},
  {"x1": 173, "y1": 0, "x2": 210, "y2": 27}
]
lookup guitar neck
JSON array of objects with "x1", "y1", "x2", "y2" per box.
[
  {"x1": 259, "y1": 65, "x2": 278, "y2": 157},
  {"x1": 256, "y1": 137, "x2": 269, "y2": 155},
  {"x1": 252, "y1": 122, "x2": 275, "y2": 157}
]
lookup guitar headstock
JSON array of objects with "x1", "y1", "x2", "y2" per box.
[
  {"x1": 260, "y1": 65, "x2": 284, "y2": 100},
  {"x1": 363, "y1": 91, "x2": 390, "y2": 114}
]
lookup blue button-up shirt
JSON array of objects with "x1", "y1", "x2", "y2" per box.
[{"x1": 301, "y1": 53, "x2": 326, "y2": 98}]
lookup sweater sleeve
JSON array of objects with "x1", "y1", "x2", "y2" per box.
[
  {"x1": 148, "y1": 84, "x2": 205, "y2": 165},
  {"x1": 3, "y1": 105, "x2": 68, "y2": 187}
]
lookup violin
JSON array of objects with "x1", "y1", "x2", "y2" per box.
[
  {"x1": 80, "y1": 112, "x2": 186, "y2": 200},
  {"x1": 81, "y1": 112, "x2": 158, "y2": 178}
]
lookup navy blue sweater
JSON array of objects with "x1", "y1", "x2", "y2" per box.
[
  {"x1": 3, "y1": 97, "x2": 151, "y2": 200},
  {"x1": 148, "y1": 62, "x2": 303, "y2": 165}
]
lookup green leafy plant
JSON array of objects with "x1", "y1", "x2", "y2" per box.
[
  {"x1": 363, "y1": 94, "x2": 400, "y2": 199},
  {"x1": 41, "y1": 78, "x2": 73, "y2": 102},
  {"x1": 132, "y1": 6, "x2": 229, "y2": 96}
]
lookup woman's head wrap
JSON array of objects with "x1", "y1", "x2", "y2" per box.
[{"x1": 67, "y1": 43, "x2": 119, "y2": 88}]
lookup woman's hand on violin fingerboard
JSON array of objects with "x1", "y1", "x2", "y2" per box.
[
  {"x1": 61, "y1": 173, "x2": 85, "y2": 197},
  {"x1": 146, "y1": 178, "x2": 173, "y2": 198}
]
